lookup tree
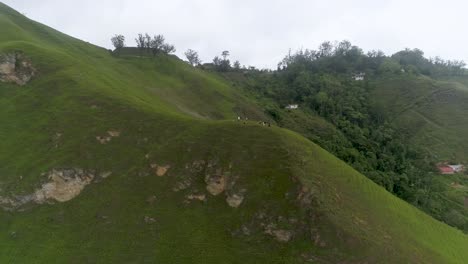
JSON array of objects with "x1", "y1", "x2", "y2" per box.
[
  {"x1": 213, "y1": 56, "x2": 222, "y2": 67},
  {"x1": 212, "y1": 51, "x2": 231, "y2": 71},
  {"x1": 222, "y1": 50, "x2": 230, "y2": 60},
  {"x1": 150, "y1": 35, "x2": 165, "y2": 55},
  {"x1": 233, "y1": 60, "x2": 241, "y2": 70},
  {"x1": 135, "y1": 33, "x2": 146, "y2": 49},
  {"x1": 318, "y1": 41, "x2": 333, "y2": 57},
  {"x1": 378, "y1": 58, "x2": 402, "y2": 74},
  {"x1": 161, "y1": 43, "x2": 176, "y2": 54},
  {"x1": 185, "y1": 49, "x2": 201, "y2": 66},
  {"x1": 111, "y1": 34, "x2": 125, "y2": 50},
  {"x1": 144, "y1": 33, "x2": 152, "y2": 49}
]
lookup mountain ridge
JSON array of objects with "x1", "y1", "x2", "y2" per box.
[{"x1": 0, "y1": 2, "x2": 467, "y2": 263}]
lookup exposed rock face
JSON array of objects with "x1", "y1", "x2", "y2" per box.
[
  {"x1": 0, "y1": 52, "x2": 36, "y2": 85},
  {"x1": 181, "y1": 160, "x2": 246, "y2": 206},
  {"x1": 264, "y1": 223, "x2": 293, "y2": 242},
  {"x1": 0, "y1": 168, "x2": 97, "y2": 210},
  {"x1": 205, "y1": 174, "x2": 227, "y2": 195},
  {"x1": 100, "y1": 171, "x2": 112, "y2": 179},
  {"x1": 96, "y1": 129, "x2": 120, "y2": 144},
  {"x1": 172, "y1": 178, "x2": 192, "y2": 192},
  {"x1": 150, "y1": 163, "x2": 170, "y2": 176},
  {"x1": 96, "y1": 135, "x2": 111, "y2": 144},
  {"x1": 34, "y1": 169, "x2": 95, "y2": 203},
  {"x1": 156, "y1": 165, "x2": 170, "y2": 176},
  {"x1": 107, "y1": 130, "x2": 120, "y2": 137},
  {"x1": 0, "y1": 196, "x2": 20, "y2": 209},
  {"x1": 226, "y1": 193, "x2": 244, "y2": 208},
  {"x1": 186, "y1": 193, "x2": 206, "y2": 202},
  {"x1": 271, "y1": 229, "x2": 293, "y2": 242},
  {"x1": 144, "y1": 216, "x2": 156, "y2": 224}
]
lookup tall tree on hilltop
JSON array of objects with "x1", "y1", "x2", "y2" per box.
[
  {"x1": 185, "y1": 49, "x2": 201, "y2": 66},
  {"x1": 150, "y1": 34, "x2": 165, "y2": 55},
  {"x1": 111, "y1": 34, "x2": 125, "y2": 50},
  {"x1": 161, "y1": 43, "x2": 176, "y2": 54},
  {"x1": 135, "y1": 33, "x2": 146, "y2": 49},
  {"x1": 144, "y1": 33, "x2": 152, "y2": 49},
  {"x1": 222, "y1": 50, "x2": 230, "y2": 60},
  {"x1": 211, "y1": 51, "x2": 231, "y2": 72},
  {"x1": 233, "y1": 60, "x2": 241, "y2": 70}
]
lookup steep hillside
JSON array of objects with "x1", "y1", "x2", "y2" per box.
[
  {"x1": 370, "y1": 75, "x2": 468, "y2": 230},
  {"x1": 1, "y1": 3, "x2": 467, "y2": 263},
  {"x1": 226, "y1": 45, "x2": 468, "y2": 233},
  {"x1": 371, "y1": 75, "x2": 468, "y2": 161}
]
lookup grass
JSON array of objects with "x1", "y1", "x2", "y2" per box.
[
  {"x1": 371, "y1": 75, "x2": 468, "y2": 162},
  {"x1": 371, "y1": 74, "x2": 468, "y2": 232},
  {"x1": 0, "y1": 2, "x2": 467, "y2": 263}
]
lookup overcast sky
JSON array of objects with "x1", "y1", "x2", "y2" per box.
[{"x1": 3, "y1": 0, "x2": 467, "y2": 68}]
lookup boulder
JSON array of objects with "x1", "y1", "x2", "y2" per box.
[{"x1": 0, "y1": 52, "x2": 36, "y2": 85}]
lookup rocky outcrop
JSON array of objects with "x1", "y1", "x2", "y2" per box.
[
  {"x1": 96, "y1": 130, "x2": 120, "y2": 144},
  {"x1": 226, "y1": 193, "x2": 244, "y2": 208},
  {"x1": 0, "y1": 52, "x2": 36, "y2": 85},
  {"x1": 0, "y1": 168, "x2": 100, "y2": 210},
  {"x1": 186, "y1": 193, "x2": 206, "y2": 202},
  {"x1": 34, "y1": 168, "x2": 95, "y2": 203},
  {"x1": 150, "y1": 163, "x2": 170, "y2": 176},
  {"x1": 226, "y1": 189, "x2": 246, "y2": 208},
  {"x1": 264, "y1": 223, "x2": 293, "y2": 242},
  {"x1": 182, "y1": 160, "x2": 245, "y2": 207},
  {"x1": 205, "y1": 173, "x2": 227, "y2": 195}
]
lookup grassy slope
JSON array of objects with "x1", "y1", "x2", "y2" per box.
[
  {"x1": 0, "y1": 3, "x2": 467, "y2": 263},
  {"x1": 371, "y1": 75, "x2": 468, "y2": 162},
  {"x1": 371, "y1": 75, "x2": 468, "y2": 229}
]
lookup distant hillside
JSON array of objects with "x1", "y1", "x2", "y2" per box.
[
  {"x1": 221, "y1": 41, "x2": 468, "y2": 233},
  {"x1": 371, "y1": 75, "x2": 468, "y2": 161},
  {"x1": 0, "y1": 2, "x2": 467, "y2": 263}
]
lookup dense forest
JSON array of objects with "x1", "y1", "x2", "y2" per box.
[{"x1": 216, "y1": 41, "x2": 468, "y2": 232}]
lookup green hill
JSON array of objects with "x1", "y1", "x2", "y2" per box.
[
  {"x1": 1, "y1": 2, "x2": 467, "y2": 263},
  {"x1": 369, "y1": 74, "x2": 468, "y2": 233},
  {"x1": 371, "y1": 75, "x2": 468, "y2": 161}
]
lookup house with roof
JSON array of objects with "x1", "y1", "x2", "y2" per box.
[
  {"x1": 448, "y1": 164, "x2": 464, "y2": 172},
  {"x1": 353, "y1": 72, "x2": 365, "y2": 81},
  {"x1": 438, "y1": 165, "x2": 455, "y2": 174},
  {"x1": 285, "y1": 104, "x2": 298, "y2": 110},
  {"x1": 437, "y1": 163, "x2": 464, "y2": 174}
]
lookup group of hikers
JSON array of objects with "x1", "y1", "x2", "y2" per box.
[{"x1": 237, "y1": 116, "x2": 271, "y2": 127}]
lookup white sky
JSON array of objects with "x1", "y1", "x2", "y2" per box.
[{"x1": 3, "y1": 0, "x2": 467, "y2": 69}]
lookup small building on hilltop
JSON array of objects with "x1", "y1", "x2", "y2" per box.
[
  {"x1": 353, "y1": 72, "x2": 365, "y2": 81},
  {"x1": 437, "y1": 163, "x2": 464, "y2": 174},
  {"x1": 285, "y1": 104, "x2": 299, "y2": 110}
]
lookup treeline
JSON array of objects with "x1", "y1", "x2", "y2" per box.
[
  {"x1": 111, "y1": 34, "x2": 466, "y2": 77},
  {"x1": 110, "y1": 33, "x2": 176, "y2": 55},
  {"x1": 277, "y1": 40, "x2": 466, "y2": 77},
  {"x1": 110, "y1": 34, "x2": 245, "y2": 70},
  {"x1": 243, "y1": 40, "x2": 467, "y2": 232}
]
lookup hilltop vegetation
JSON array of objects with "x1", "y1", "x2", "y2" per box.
[
  {"x1": 0, "y1": 2, "x2": 467, "y2": 263},
  {"x1": 216, "y1": 41, "x2": 468, "y2": 233}
]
